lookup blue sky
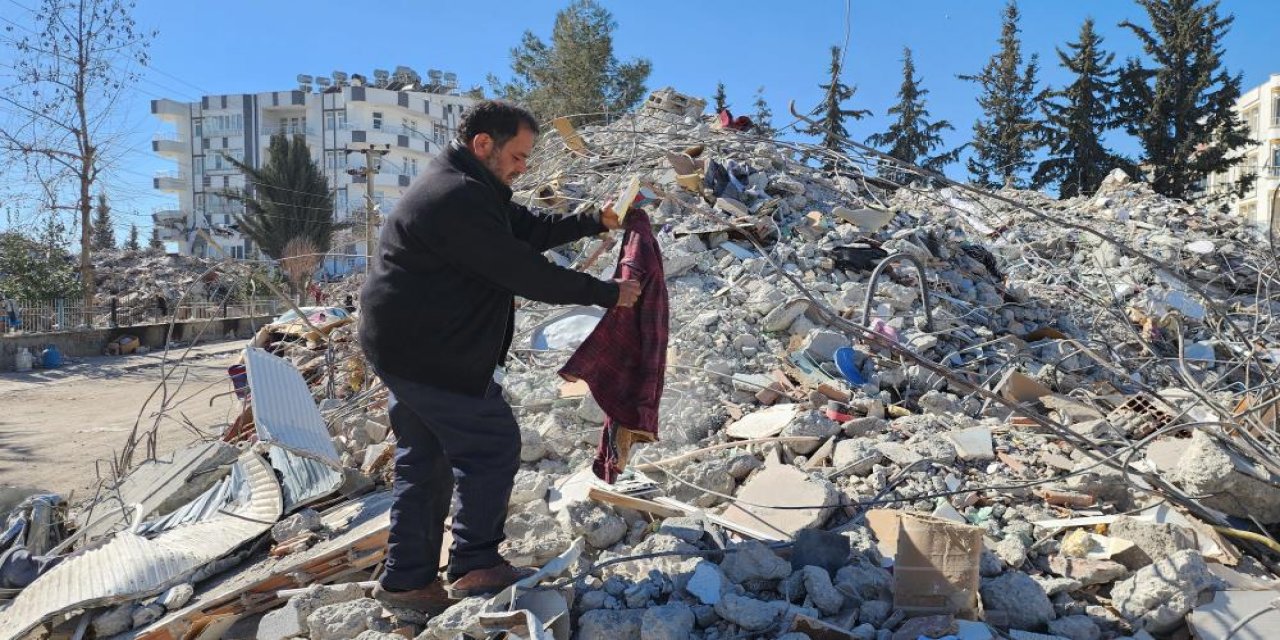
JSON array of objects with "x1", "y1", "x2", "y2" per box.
[{"x1": 2, "y1": 0, "x2": 1276, "y2": 235}]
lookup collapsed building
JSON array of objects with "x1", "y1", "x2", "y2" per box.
[{"x1": 3, "y1": 88, "x2": 1280, "y2": 640}]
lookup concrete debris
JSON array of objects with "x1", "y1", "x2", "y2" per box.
[
  {"x1": 256, "y1": 582, "x2": 366, "y2": 640},
  {"x1": 18, "y1": 87, "x2": 1280, "y2": 640},
  {"x1": 980, "y1": 571, "x2": 1056, "y2": 631},
  {"x1": 1110, "y1": 550, "x2": 1224, "y2": 634}
]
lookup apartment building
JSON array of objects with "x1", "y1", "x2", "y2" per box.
[
  {"x1": 1204, "y1": 73, "x2": 1280, "y2": 227},
  {"x1": 150, "y1": 67, "x2": 476, "y2": 274}
]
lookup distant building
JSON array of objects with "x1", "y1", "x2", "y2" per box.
[
  {"x1": 150, "y1": 66, "x2": 476, "y2": 274},
  {"x1": 1204, "y1": 73, "x2": 1280, "y2": 227}
]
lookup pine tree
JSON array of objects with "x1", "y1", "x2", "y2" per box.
[
  {"x1": 866, "y1": 47, "x2": 960, "y2": 180},
  {"x1": 804, "y1": 45, "x2": 872, "y2": 169},
  {"x1": 489, "y1": 0, "x2": 652, "y2": 123},
  {"x1": 226, "y1": 134, "x2": 342, "y2": 260},
  {"x1": 753, "y1": 86, "x2": 775, "y2": 137},
  {"x1": 713, "y1": 82, "x2": 729, "y2": 113},
  {"x1": 91, "y1": 192, "x2": 115, "y2": 251},
  {"x1": 1116, "y1": 0, "x2": 1251, "y2": 200},
  {"x1": 148, "y1": 226, "x2": 163, "y2": 251},
  {"x1": 124, "y1": 224, "x2": 140, "y2": 252},
  {"x1": 960, "y1": 1, "x2": 1043, "y2": 188},
  {"x1": 1033, "y1": 19, "x2": 1130, "y2": 198}
]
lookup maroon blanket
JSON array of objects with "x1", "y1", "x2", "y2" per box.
[{"x1": 560, "y1": 209, "x2": 669, "y2": 482}]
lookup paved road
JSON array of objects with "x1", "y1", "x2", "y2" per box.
[{"x1": 0, "y1": 340, "x2": 248, "y2": 500}]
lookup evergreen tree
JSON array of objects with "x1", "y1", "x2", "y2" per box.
[
  {"x1": 226, "y1": 134, "x2": 342, "y2": 260},
  {"x1": 0, "y1": 230, "x2": 79, "y2": 301},
  {"x1": 803, "y1": 45, "x2": 871, "y2": 169},
  {"x1": 866, "y1": 47, "x2": 960, "y2": 179},
  {"x1": 713, "y1": 82, "x2": 729, "y2": 113},
  {"x1": 148, "y1": 226, "x2": 163, "y2": 251},
  {"x1": 490, "y1": 0, "x2": 652, "y2": 123},
  {"x1": 753, "y1": 86, "x2": 775, "y2": 137},
  {"x1": 960, "y1": 1, "x2": 1043, "y2": 188},
  {"x1": 124, "y1": 224, "x2": 140, "y2": 252},
  {"x1": 1033, "y1": 19, "x2": 1130, "y2": 198},
  {"x1": 91, "y1": 192, "x2": 115, "y2": 251},
  {"x1": 1117, "y1": 0, "x2": 1251, "y2": 199}
]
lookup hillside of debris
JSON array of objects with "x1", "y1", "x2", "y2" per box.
[{"x1": 3, "y1": 88, "x2": 1279, "y2": 640}]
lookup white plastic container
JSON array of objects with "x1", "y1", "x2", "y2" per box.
[{"x1": 15, "y1": 347, "x2": 33, "y2": 372}]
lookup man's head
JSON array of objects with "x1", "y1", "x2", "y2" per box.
[{"x1": 457, "y1": 100, "x2": 540, "y2": 186}]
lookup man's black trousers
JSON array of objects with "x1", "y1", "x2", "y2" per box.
[{"x1": 376, "y1": 369, "x2": 521, "y2": 590}]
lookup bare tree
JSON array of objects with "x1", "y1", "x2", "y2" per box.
[{"x1": 0, "y1": 0, "x2": 152, "y2": 324}]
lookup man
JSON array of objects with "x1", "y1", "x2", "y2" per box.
[{"x1": 359, "y1": 100, "x2": 640, "y2": 612}]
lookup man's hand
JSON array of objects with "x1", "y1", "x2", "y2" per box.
[
  {"x1": 600, "y1": 201, "x2": 623, "y2": 231},
  {"x1": 614, "y1": 279, "x2": 641, "y2": 307}
]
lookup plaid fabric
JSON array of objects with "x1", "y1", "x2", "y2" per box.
[{"x1": 560, "y1": 209, "x2": 669, "y2": 483}]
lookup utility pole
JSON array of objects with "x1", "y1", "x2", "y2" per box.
[{"x1": 345, "y1": 142, "x2": 391, "y2": 273}]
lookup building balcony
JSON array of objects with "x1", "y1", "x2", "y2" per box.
[
  {"x1": 260, "y1": 124, "x2": 314, "y2": 137},
  {"x1": 151, "y1": 98, "x2": 188, "y2": 122},
  {"x1": 153, "y1": 171, "x2": 186, "y2": 192},
  {"x1": 152, "y1": 209, "x2": 186, "y2": 227},
  {"x1": 152, "y1": 135, "x2": 187, "y2": 157}
]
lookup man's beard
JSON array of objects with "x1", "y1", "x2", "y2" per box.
[{"x1": 481, "y1": 149, "x2": 510, "y2": 186}]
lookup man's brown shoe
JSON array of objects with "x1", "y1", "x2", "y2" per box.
[
  {"x1": 372, "y1": 581, "x2": 457, "y2": 615},
  {"x1": 447, "y1": 562, "x2": 537, "y2": 598}
]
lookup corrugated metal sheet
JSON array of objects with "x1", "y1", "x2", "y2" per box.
[
  {"x1": 0, "y1": 452, "x2": 282, "y2": 640},
  {"x1": 244, "y1": 347, "x2": 340, "y2": 465},
  {"x1": 77, "y1": 441, "x2": 238, "y2": 543},
  {"x1": 271, "y1": 446, "x2": 342, "y2": 511},
  {"x1": 136, "y1": 461, "x2": 242, "y2": 536}
]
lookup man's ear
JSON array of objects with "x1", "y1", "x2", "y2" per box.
[{"x1": 471, "y1": 133, "x2": 493, "y2": 157}]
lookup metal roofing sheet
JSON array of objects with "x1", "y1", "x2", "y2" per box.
[
  {"x1": 271, "y1": 446, "x2": 342, "y2": 512},
  {"x1": 0, "y1": 452, "x2": 282, "y2": 640},
  {"x1": 244, "y1": 347, "x2": 340, "y2": 465},
  {"x1": 77, "y1": 441, "x2": 238, "y2": 543}
]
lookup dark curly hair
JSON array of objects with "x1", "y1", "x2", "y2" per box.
[{"x1": 457, "y1": 100, "x2": 539, "y2": 147}]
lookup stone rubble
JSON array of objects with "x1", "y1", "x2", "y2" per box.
[{"x1": 9, "y1": 87, "x2": 1280, "y2": 640}]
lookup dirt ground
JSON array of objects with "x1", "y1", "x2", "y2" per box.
[{"x1": 0, "y1": 340, "x2": 246, "y2": 501}]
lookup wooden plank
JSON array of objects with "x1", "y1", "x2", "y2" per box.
[
  {"x1": 550, "y1": 117, "x2": 588, "y2": 153},
  {"x1": 588, "y1": 487, "x2": 685, "y2": 518}
]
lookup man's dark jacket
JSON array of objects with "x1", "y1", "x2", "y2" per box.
[{"x1": 360, "y1": 140, "x2": 618, "y2": 397}]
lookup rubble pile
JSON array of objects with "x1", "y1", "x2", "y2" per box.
[
  {"x1": 91, "y1": 250, "x2": 226, "y2": 309},
  {"x1": 4, "y1": 88, "x2": 1280, "y2": 640}
]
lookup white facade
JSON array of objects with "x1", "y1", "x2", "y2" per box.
[
  {"x1": 151, "y1": 71, "x2": 475, "y2": 274},
  {"x1": 1205, "y1": 73, "x2": 1280, "y2": 227}
]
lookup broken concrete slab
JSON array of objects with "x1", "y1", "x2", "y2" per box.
[
  {"x1": 979, "y1": 571, "x2": 1055, "y2": 630},
  {"x1": 720, "y1": 464, "x2": 838, "y2": 540},
  {"x1": 1162, "y1": 430, "x2": 1280, "y2": 523},
  {"x1": 1110, "y1": 550, "x2": 1223, "y2": 634},
  {"x1": 725, "y1": 403, "x2": 801, "y2": 439},
  {"x1": 948, "y1": 426, "x2": 995, "y2": 462},
  {"x1": 1187, "y1": 589, "x2": 1280, "y2": 640}
]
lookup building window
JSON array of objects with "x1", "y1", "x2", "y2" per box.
[
  {"x1": 402, "y1": 117, "x2": 418, "y2": 136},
  {"x1": 325, "y1": 149, "x2": 346, "y2": 171},
  {"x1": 1272, "y1": 146, "x2": 1280, "y2": 177},
  {"x1": 423, "y1": 99, "x2": 431, "y2": 115},
  {"x1": 193, "y1": 118, "x2": 202, "y2": 138},
  {"x1": 325, "y1": 111, "x2": 335, "y2": 131},
  {"x1": 433, "y1": 123, "x2": 448, "y2": 143},
  {"x1": 229, "y1": 245, "x2": 244, "y2": 259},
  {"x1": 408, "y1": 158, "x2": 418, "y2": 177},
  {"x1": 372, "y1": 112, "x2": 383, "y2": 130},
  {"x1": 222, "y1": 176, "x2": 230, "y2": 188},
  {"x1": 193, "y1": 157, "x2": 204, "y2": 176},
  {"x1": 202, "y1": 175, "x2": 212, "y2": 188}
]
